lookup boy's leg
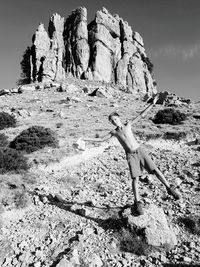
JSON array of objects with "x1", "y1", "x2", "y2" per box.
[
  {"x1": 152, "y1": 168, "x2": 181, "y2": 200},
  {"x1": 131, "y1": 176, "x2": 144, "y2": 215},
  {"x1": 127, "y1": 152, "x2": 144, "y2": 215},
  {"x1": 132, "y1": 176, "x2": 140, "y2": 202},
  {"x1": 140, "y1": 147, "x2": 181, "y2": 200},
  {"x1": 152, "y1": 168, "x2": 170, "y2": 188}
]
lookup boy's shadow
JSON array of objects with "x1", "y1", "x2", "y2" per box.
[{"x1": 33, "y1": 191, "x2": 129, "y2": 232}]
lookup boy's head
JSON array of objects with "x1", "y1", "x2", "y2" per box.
[{"x1": 108, "y1": 112, "x2": 121, "y2": 126}]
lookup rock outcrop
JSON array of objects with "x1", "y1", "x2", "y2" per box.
[{"x1": 20, "y1": 7, "x2": 157, "y2": 95}]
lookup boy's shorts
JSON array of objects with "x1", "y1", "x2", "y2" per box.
[{"x1": 126, "y1": 146, "x2": 156, "y2": 178}]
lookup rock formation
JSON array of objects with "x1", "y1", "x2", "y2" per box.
[{"x1": 20, "y1": 7, "x2": 157, "y2": 94}]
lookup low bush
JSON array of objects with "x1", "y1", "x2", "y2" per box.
[
  {"x1": 153, "y1": 108, "x2": 186, "y2": 125},
  {"x1": 180, "y1": 216, "x2": 200, "y2": 235},
  {"x1": 163, "y1": 131, "x2": 187, "y2": 140},
  {"x1": 0, "y1": 112, "x2": 16, "y2": 130},
  {"x1": 0, "y1": 133, "x2": 8, "y2": 147},
  {"x1": 0, "y1": 148, "x2": 29, "y2": 174},
  {"x1": 9, "y1": 125, "x2": 58, "y2": 153}
]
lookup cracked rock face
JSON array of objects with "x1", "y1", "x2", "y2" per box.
[{"x1": 21, "y1": 7, "x2": 156, "y2": 95}]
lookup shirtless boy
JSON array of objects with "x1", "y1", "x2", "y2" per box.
[{"x1": 83, "y1": 95, "x2": 181, "y2": 215}]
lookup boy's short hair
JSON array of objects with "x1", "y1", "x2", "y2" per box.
[{"x1": 108, "y1": 112, "x2": 120, "y2": 121}]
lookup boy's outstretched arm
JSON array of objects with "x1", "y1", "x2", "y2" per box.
[
  {"x1": 83, "y1": 132, "x2": 112, "y2": 143},
  {"x1": 130, "y1": 94, "x2": 159, "y2": 124}
]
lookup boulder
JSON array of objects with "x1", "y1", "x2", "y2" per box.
[
  {"x1": 122, "y1": 204, "x2": 177, "y2": 250},
  {"x1": 89, "y1": 87, "x2": 112, "y2": 98},
  {"x1": 18, "y1": 85, "x2": 35, "y2": 93}
]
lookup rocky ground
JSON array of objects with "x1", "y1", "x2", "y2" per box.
[{"x1": 0, "y1": 80, "x2": 200, "y2": 266}]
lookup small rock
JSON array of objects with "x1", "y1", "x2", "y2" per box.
[
  {"x1": 34, "y1": 262, "x2": 41, "y2": 267},
  {"x1": 73, "y1": 138, "x2": 86, "y2": 151},
  {"x1": 65, "y1": 83, "x2": 79, "y2": 93},
  {"x1": 159, "y1": 254, "x2": 167, "y2": 263},
  {"x1": 183, "y1": 256, "x2": 192, "y2": 263},
  {"x1": 189, "y1": 241, "x2": 195, "y2": 248},
  {"x1": 51, "y1": 82, "x2": 61, "y2": 88},
  {"x1": 10, "y1": 87, "x2": 19, "y2": 93},
  {"x1": 18, "y1": 85, "x2": 35, "y2": 93},
  {"x1": 82, "y1": 87, "x2": 90, "y2": 93},
  {"x1": 56, "y1": 258, "x2": 73, "y2": 267},
  {"x1": 0, "y1": 89, "x2": 10, "y2": 96},
  {"x1": 89, "y1": 254, "x2": 103, "y2": 267},
  {"x1": 89, "y1": 87, "x2": 111, "y2": 98}
]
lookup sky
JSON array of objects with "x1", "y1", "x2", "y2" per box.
[{"x1": 0, "y1": 0, "x2": 199, "y2": 99}]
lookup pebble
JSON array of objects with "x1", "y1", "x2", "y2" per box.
[
  {"x1": 183, "y1": 256, "x2": 192, "y2": 263},
  {"x1": 34, "y1": 262, "x2": 41, "y2": 267}
]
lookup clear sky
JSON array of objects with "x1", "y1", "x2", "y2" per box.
[{"x1": 0, "y1": 0, "x2": 199, "y2": 99}]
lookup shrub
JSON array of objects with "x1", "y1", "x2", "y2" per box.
[
  {"x1": 0, "y1": 148, "x2": 29, "y2": 174},
  {"x1": 153, "y1": 108, "x2": 187, "y2": 125},
  {"x1": 179, "y1": 216, "x2": 200, "y2": 235},
  {"x1": 0, "y1": 133, "x2": 8, "y2": 147},
  {"x1": 9, "y1": 126, "x2": 58, "y2": 153},
  {"x1": 163, "y1": 131, "x2": 187, "y2": 140},
  {"x1": 0, "y1": 112, "x2": 16, "y2": 130}
]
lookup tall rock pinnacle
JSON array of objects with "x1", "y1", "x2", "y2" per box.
[{"x1": 20, "y1": 7, "x2": 157, "y2": 94}]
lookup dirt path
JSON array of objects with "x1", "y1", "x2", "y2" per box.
[
  {"x1": 39, "y1": 138, "x2": 188, "y2": 175},
  {"x1": 38, "y1": 139, "x2": 119, "y2": 173}
]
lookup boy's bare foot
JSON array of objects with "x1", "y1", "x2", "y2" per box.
[
  {"x1": 131, "y1": 201, "x2": 144, "y2": 216},
  {"x1": 167, "y1": 186, "x2": 181, "y2": 200}
]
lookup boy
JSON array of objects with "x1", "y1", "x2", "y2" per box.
[{"x1": 83, "y1": 95, "x2": 181, "y2": 215}]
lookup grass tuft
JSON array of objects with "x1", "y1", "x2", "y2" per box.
[
  {"x1": 0, "y1": 148, "x2": 29, "y2": 174},
  {"x1": 0, "y1": 112, "x2": 16, "y2": 130}
]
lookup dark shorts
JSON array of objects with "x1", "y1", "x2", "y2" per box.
[{"x1": 126, "y1": 146, "x2": 157, "y2": 178}]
